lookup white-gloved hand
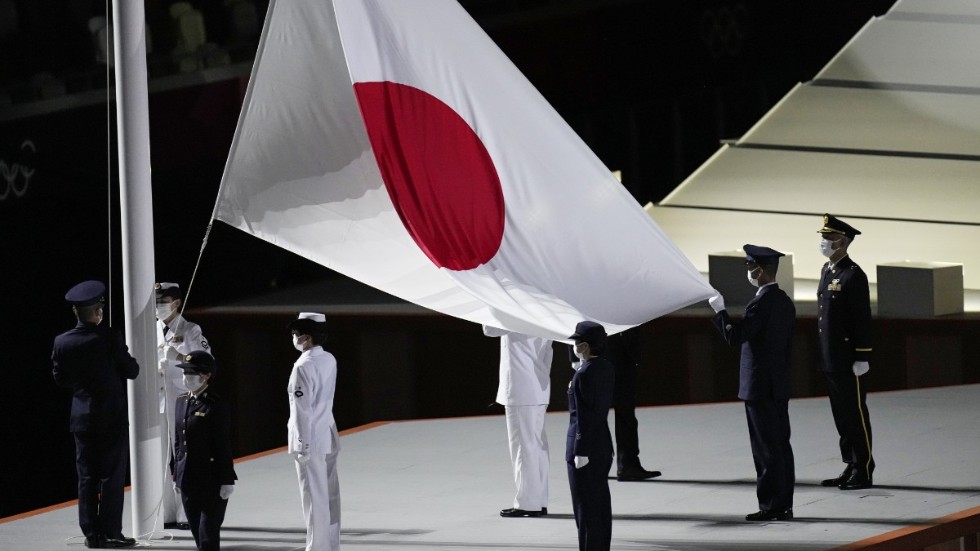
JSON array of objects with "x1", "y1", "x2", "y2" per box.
[
  {"x1": 173, "y1": 482, "x2": 180, "y2": 493},
  {"x1": 295, "y1": 453, "x2": 311, "y2": 464},
  {"x1": 574, "y1": 456, "x2": 589, "y2": 469},
  {"x1": 852, "y1": 361, "x2": 870, "y2": 376},
  {"x1": 219, "y1": 484, "x2": 234, "y2": 500},
  {"x1": 708, "y1": 294, "x2": 726, "y2": 314}
]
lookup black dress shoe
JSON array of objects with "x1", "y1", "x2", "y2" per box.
[
  {"x1": 84, "y1": 536, "x2": 103, "y2": 549},
  {"x1": 821, "y1": 467, "x2": 853, "y2": 487},
  {"x1": 745, "y1": 508, "x2": 793, "y2": 521},
  {"x1": 838, "y1": 472, "x2": 873, "y2": 490},
  {"x1": 617, "y1": 467, "x2": 662, "y2": 481},
  {"x1": 102, "y1": 536, "x2": 136, "y2": 548},
  {"x1": 500, "y1": 507, "x2": 547, "y2": 517},
  {"x1": 164, "y1": 521, "x2": 191, "y2": 530}
]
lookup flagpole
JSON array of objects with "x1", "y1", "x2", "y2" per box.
[{"x1": 111, "y1": 0, "x2": 163, "y2": 538}]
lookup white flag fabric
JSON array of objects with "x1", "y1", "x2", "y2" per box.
[{"x1": 215, "y1": 0, "x2": 714, "y2": 340}]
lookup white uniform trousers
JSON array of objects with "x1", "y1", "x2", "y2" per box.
[
  {"x1": 296, "y1": 452, "x2": 340, "y2": 551},
  {"x1": 505, "y1": 404, "x2": 549, "y2": 510},
  {"x1": 161, "y1": 379, "x2": 187, "y2": 524}
]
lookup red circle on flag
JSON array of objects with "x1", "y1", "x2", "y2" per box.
[{"x1": 353, "y1": 81, "x2": 505, "y2": 271}]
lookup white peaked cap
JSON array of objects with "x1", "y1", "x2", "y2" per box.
[{"x1": 297, "y1": 312, "x2": 326, "y2": 322}]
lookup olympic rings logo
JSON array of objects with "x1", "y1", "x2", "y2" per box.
[
  {"x1": 0, "y1": 140, "x2": 35, "y2": 201},
  {"x1": 700, "y1": 5, "x2": 746, "y2": 60}
]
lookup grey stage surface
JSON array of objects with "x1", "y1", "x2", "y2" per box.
[{"x1": 5, "y1": 384, "x2": 980, "y2": 550}]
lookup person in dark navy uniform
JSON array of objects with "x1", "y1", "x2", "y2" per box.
[
  {"x1": 51, "y1": 280, "x2": 139, "y2": 549},
  {"x1": 708, "y1": 245, "x2": 796, "y2": 521},
  {"x1": 566, "y1": 321, "x2": 615, "y2": 551},
  {"x1": 603, "y1": 328, "x2": 661, "y2": 482},
  {"x1": 816, "y1": 214, "x2": 875, "y2": 491},
  {"x1": 172, "y1": 351, "x2": 237, "y2": 551}
]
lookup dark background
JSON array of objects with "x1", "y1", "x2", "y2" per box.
[{"x1": 0, "y1": 0, "x2": 898, "y2": 517}]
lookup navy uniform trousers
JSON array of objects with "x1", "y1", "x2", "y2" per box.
[
  {"x1": 73, "y1": 428, "x2": 128, "y2": 540},
  {"x1": 180, "y1": 492, "x2": 228, "y2": 551},
  {"x1": 744, "y1": 399, "x2": 794, "y2": 511},
  {"x1": 604, "y1": 330, "x2": 642, "y2": 472}
]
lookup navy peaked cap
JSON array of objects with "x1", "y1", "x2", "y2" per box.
[
  {"x1": 743, "y1": 244, "x2": 785, "y2": 266},
  {"x1": 65, "y1": 280, "x2": 106, "y2": 307}
]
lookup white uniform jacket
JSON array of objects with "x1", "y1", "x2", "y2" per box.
[
  {"x1": 157, "y1": 314, "x2": 210, "y2": 413},
  {"x1": 483, "y1": 326, "x2": 552, "y2": 406},
  {"x1": 288, "y1": 346, "x2": 339, "y2": 455}
]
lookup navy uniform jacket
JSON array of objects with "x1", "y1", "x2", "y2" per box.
[
  {"x1": 173, "y1": 390, "x2": 237, "y2": 493},
  {"x1": 565, "y1": 356, "x2": 615, "y2": 462},
  {"x1": 817, "y1": 256, "x2": 873, "y2": 372},
  {"x1": 52, "y1": 322, "x2": 140, "y2": 433},
  {"x1": 712, "y1": 284, "x2": 795, "y2": 401}
]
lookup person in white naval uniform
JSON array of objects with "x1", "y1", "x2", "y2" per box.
[
  {"x1": 288, "y1": 312, "x2": 340, "y2": 551},
  {"x1": 155, "y1": 282, "x2": 211, "y2": 529},
  {"x1": 483, "y1": 325, "x2": 553, "y2": 518}
]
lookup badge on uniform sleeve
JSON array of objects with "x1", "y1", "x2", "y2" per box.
[
  {"x1": 828, "y1": 279, "x2": 842, "y2": 292},
  {"x1": 195, "y1": 412, "x2": 206, "y2": 417}
]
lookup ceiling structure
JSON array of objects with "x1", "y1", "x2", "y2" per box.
[{"x1": 649, "y1": 0, "x2": 980, "y2": 289}]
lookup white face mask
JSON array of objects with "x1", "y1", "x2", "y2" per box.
[
  {"x1": 819, "y1": 238, "x2": 836, "y2": 258},
  {"x1": 292, "y1": 334, "x2": 306, "y2": 352},
  {"x1": 155, "y1": 303, "x2": 174, "y2": 320},
  {"x1": 183, "y1": 374, "x2": 205, "y2": 392},
  {"x1": 573, "y1": 342, "x2": 587, "y2": 361},
  {"x1": 747, "y1": 268, "x2": 761, "y2": 288}
]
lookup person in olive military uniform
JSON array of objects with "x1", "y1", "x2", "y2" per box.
[
  {"x1": 708, "y1": 245, "x2": 796, "y2": 521},
  {"x1": 172, "y1": 351, "x2": 237, "y2": 551},
  {"x1": 52, "y1": 280, "x2": 140, "y2": 549},
  {"x1": 816, "y1": 214, "x2": 875, "y2": 491}
]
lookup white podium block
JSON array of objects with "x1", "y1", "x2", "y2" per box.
[
  {"x1": 877, "y1": 261, "x2": 964, "y2": 316},
  {"x1": 708, "y1": 251, "x2": 794, "y2": 305}
]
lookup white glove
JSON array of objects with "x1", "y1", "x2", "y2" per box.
[
  {"x1": 173, "y1": 482, "x2": 180, "y2": 493},
  {"x1": 219, "y1": 484, "x2": 234, "y2": 500},
  {"x1": 294, "y1": 453, "x2": 311, "y2": 464},
  {"x1": 708, "y1": 294, "x2": 726, "y2": 314},
  {"x1": 574, "y1": 456, "x2": 589, "y2": 469},
  {"x1": 852, "y1": 361, "x2": 870, "y2": 376}
]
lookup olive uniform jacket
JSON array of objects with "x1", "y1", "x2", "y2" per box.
[{"x1": 817, "y1": 256, "x2": 873, "y2": 372}]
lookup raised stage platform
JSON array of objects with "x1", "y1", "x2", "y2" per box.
[{"x1": 6, "y1": 383, "x2": 980, "y2": 550}]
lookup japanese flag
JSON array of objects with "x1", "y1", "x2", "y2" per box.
[{"x1": 215, "y1": 0, "x2": 714, "y2": 340}]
